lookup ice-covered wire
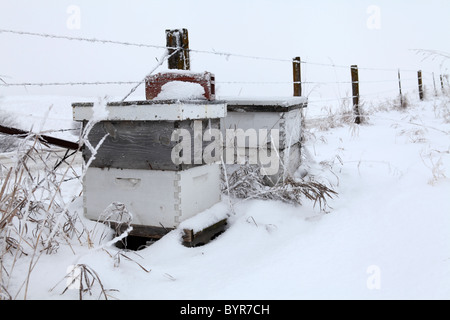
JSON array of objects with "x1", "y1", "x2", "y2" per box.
[
  {"x1": 307, "y1": 85, "x2": 419, "y2": 104},
  {"x1": 2, "y1": 28, "x2": 438, "y2": 74},
  {"x1": 0, "y1": 28, "x2": 443, "y2": 93},
  {"x1": 0, "y1": 81, "x2": 140, "y2": 87},
  {"x1": 0, "y1": 28, "x2": 292, "y2": 63},
  {"x1": 0, "y1": 28, "x2": 169, "y2": 50},
  {"x1": 0, "y1": 77, "x2": 421, "y2": 88}
]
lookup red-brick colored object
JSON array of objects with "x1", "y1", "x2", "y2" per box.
[{"x1": 145, "y1": 72, "x2": 215, "y2": 101}]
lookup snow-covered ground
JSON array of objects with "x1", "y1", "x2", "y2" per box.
[{"x1": 0, "y1": 93, "x2": 449, "y2": 300}]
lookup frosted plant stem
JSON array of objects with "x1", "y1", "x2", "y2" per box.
[{"x1": 220, "y1": 155, "x2": 235, "y2": 216}]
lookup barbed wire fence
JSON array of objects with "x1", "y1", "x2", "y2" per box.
[{"x1": 0, "y1": 28, "x2": 449, "y2": 123}]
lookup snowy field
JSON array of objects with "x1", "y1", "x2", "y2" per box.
[{"x1": 0, "y1": 92, "x2": 449, "y2": 300}]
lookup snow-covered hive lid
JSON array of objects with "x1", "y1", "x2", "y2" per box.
[
  {"x1": 73, "y1": 71, "x2": 225, "y2": 121},
  {"x1": 72, "y1": 99, "x2": 227, "y2": 121},
  {"x1": 225, "y1": 96, "x2": 308, "y2": 112},
  {"x1": 145, "y1": 71, "x2": 215, "y2": 101},
  {"x1": 153, "y1": 81, "x2": 206, "y2": 101}
]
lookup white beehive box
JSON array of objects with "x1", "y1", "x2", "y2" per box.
[
  {"x1": 83, "y1": 165, "x2": 221, "y2": 228},
  {"x1": 73, "y1": 100, "x2": 226, "y2": 231},
  {"x1": 221, "y1": 97, "x2": 306, "y2": 150},
  {"x1": 221, "y1": 97, "x2": 307, "y2": 181}
]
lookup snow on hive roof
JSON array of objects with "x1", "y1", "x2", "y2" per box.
[
  {"x1": 72, "y1": 100, "x2": 226, "y2": 121},
  {"x1": 153, "y1": 81, "x2": 206, "y2": 101}
]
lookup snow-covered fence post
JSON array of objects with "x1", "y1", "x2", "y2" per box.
[
  {"x1": 166, "y1": 28, "x2": 190, "y2": 70},
  {"x1": 351, "y1": 65, "x2": 361, "y2": 124},
  {"x1": 440, "y1": 74, "x2": 445, "y2": 94},
  {"x1": 398, "y1": 69, "x2": 403, "y2": 107},
  {"x1": 432, "y1": 72, "x2": 438, "y2": 96},
  {"x1": 418, "y1": 70, "x2": 424, "y2": 100},
  {"x1": 146, "y1": 28, "x2": 215, "y2": 101},
  {"x1": 293, "y1": 57, "x2": 302, "y2": 97}
]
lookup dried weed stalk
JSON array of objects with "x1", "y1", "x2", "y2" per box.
[
  {"x1": 0, "y1": 101, "x2": 112, "y2": 300},
  {"x1": 0, "y1": 135, "x2": 83, "y2": 299},
  {"x1": 59, "y1": 264, "x2": 113, "y2": 300},
  {"x1": 223, "y1": 164, "x2": 337, "y2": 211}
]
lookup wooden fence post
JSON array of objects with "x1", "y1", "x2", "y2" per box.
[
  {"x1": 293, "y1": 57, "x2": 302, "y2": 97},
  {"x1": 166, "y1": 28, "x2": 190, "y2": 70},
  {"x1": 351, "y1": 65, "x2": 361, "y2": 124},
  {"x1": 417, "y1": 70, "x2": 424, "y2": 100},
  {"x1": 398, "y1": 69, "x2": 403, "y2": 107},
  {"x1": 432, "y1": 72, "x2": 437, "y2": 96},
  {"x1": 440, "y1": 74, "x2": 445, "y2": 93}
]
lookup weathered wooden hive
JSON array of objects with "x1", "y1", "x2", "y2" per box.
[
  {"x1": 72, "y1": 29, "x2": 230, "y2": 245},
  {"x1": 73, "y1": 98, "x2": 226, "y2": 238},
  {"x1": 221, "y1": 97, "x2": 307, "y2": 185},
  {"x1": 71, "y1": 28, "x2": 308, "y2": 246}
]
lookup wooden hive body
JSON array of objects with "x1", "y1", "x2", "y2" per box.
[
  {"x1": 73, "y1": 100, "x2": 226, "y2": 232},
  {"x1": 221, "y1": 97, "x2": 307, "y2": 184}
]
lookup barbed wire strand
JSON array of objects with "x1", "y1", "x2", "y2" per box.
[
  {"x1": 0, "y1": 78, "x2": 422, "y2": 88},
  {"x1": 306, "y1": 85, "x2": 419, "y2": 104},
  {"x1": 0, "y1": 28, "x2": 441, "y2": 74},
  {"x1": 218, "y1": 78, "x2": 419, "y2": 85},
  {"x1": 0, "y1": 81, "x2": 140, "y2": 87},
  {"x1": 0, "y1": 29, "x2": 169, "y2": 50},
  {"x1": 0, "y1": 28, "x2": 292, "y2": 64}
]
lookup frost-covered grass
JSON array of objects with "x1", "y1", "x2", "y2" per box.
[{"x1": 0, "y1": 93, "x2": 449, "y2": 300}]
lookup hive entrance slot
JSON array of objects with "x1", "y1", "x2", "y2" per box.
[
  {"x1": 115, "y1": 235, "x2": 157, "y2": 251},
  {"x1": 109, "y1": 222, "x2": 173, "y2": 251},
  {"x1": 111, "y1": 219, "x2": 228, "y2": 250}
]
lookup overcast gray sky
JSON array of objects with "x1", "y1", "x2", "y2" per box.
[{"x1": 1, "y1": 0, "x2": 449, "y2": 98}]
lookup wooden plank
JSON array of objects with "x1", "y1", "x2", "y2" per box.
[
  {"x1": 83, "y1": 119, "x2": 221, "y2": 171},
  {"x1": 0, "y1": 124, "x2": 79, "y2": 150},
  {"x1": 182, "y1": 219, "x2": 228, "y2": 247},
  {"x1": 109, "y1": 219, "x2": 227, "y2": 249}
]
